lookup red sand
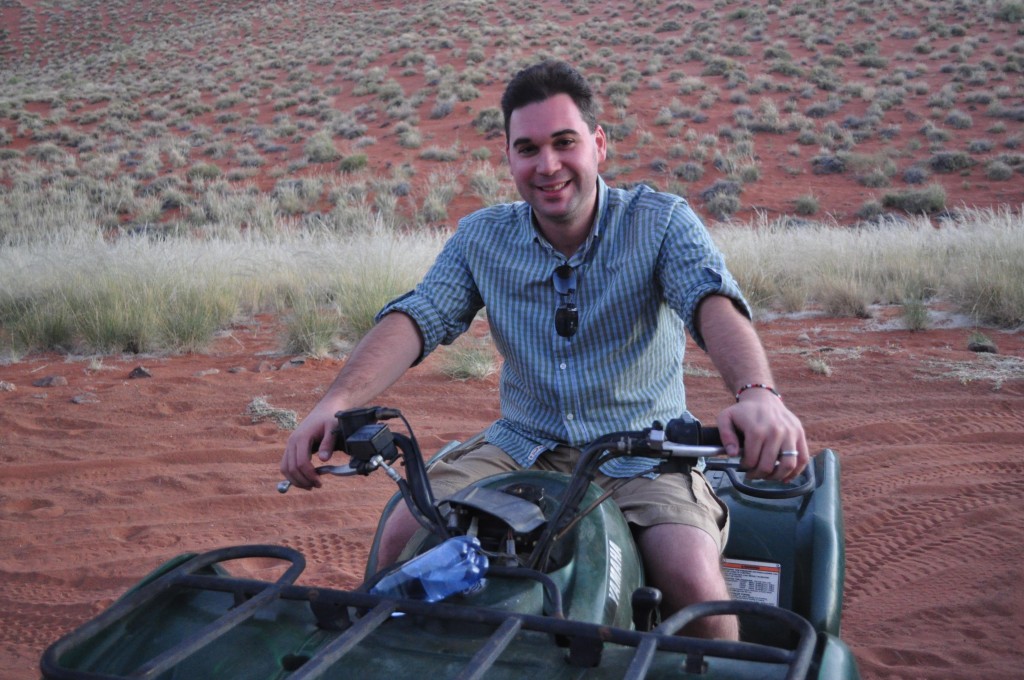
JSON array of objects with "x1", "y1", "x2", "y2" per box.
[
  {"x1": 3, "y1": 3, "x2": 1024, "y2": 678},
  {"x1": 2, "y1": 312, "x2": 1022, "y2": 679}
]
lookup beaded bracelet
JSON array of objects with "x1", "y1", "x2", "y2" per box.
[{"x1": 735, "y1": 383, "x2": 782, "y2": 402}]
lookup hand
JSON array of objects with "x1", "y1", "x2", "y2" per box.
[
  {"x1": 715, "y1": 389, "x2": 809, "y2": 482},
  {"x1": 279, "y1": 399, "x2": 345, "y2": 490}
]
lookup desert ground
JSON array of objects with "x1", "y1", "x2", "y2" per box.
[
  {"x1": 2, "y1": 311, "x2": 1023, "y2": 679},
  {"x1": 2, "y1": 1, "x2": 1024, "y2": 678}
]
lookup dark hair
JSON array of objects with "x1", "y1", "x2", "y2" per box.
[{"x1": 501, "y1": 60, "x2": 599, "y2": 138}]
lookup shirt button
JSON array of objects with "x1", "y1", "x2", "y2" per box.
[
  {"x1": 566, "y1": 413, "x2": 574, "y2": 421},
  {"x1": 559, "y1": 362, "x2": 567, "y2": 370}
]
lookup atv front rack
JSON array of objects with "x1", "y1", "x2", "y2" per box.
[{"x1": 42, "y1": 545, "x2": 820, "y2": 680}]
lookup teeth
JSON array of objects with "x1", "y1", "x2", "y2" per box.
[{"x1": 542, "y1": 181, "x2": 568, "y2": 192}]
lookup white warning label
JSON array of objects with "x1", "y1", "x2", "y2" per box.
[{"x1": 723, "y1": 558, "x2": 781, "y2": 607}]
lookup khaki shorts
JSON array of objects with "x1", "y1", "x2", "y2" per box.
[{"x1": 427, "y1": 440, "x2": 730, "y2": 552}]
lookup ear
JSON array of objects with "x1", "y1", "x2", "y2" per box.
[{"x1": 594, "y1": 125, "x2": 608, "y2": 163}]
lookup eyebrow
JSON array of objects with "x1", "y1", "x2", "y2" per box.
[{"x1": 511, "y1": 128, "x2": 579, "y2": 149}]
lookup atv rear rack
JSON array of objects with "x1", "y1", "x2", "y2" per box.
[{"x1": 41, "y1": 545, "x2": 817, "y2": 680}]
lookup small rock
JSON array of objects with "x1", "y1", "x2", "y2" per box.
[
  {"x1": 255, "y1": 361, "x2": 277, "y2": 373},
  {"x1": 71, "y1": 393, "x2": 99, "y2": 404},
  {"x1": 128, "y1": 366, "x2": 152, "y2": 379},
  {"x1": 968, "y1": 340, "x2": 998, "y2": 354},
  {"x1": 194, "y1": 368, "x2": 220, "y2": 377},
  {"x1": 0, "y1": 380, "x2": 15, "y2": 392},
  {"x1": 32, "y1": 375, "x2": 68, "y2": 387},
  {"x1": 280, "y1": 357, "x2": 306, "y2": 370},
  {"x1": 227, "y1": 366, "x2": 247, "y2": 374}
]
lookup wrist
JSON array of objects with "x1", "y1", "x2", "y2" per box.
[{"x1": 734, "y1": 383, "x2": 782, "y2": 402}]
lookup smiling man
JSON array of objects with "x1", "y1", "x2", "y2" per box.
[
  {"x1": 505, "y1": 91, "x2": 606, "y2": 255},
  {"x1": 281, "y1": 61, "x2": 808, "y2": 639}
]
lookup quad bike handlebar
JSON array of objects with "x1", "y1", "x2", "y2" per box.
[
  {"x1": 277, "y1": 408, "x2": 815, "y2": 568},
  {"x1": 278, "y1": 408, "x2": 816, "y2": 500}
]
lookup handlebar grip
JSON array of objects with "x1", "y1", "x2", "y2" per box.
[
  {"x1": 662, "y1": 416, "x2": 742, "y2": 449},
  {"x1": 700, "y1": 426, "x2": 722, "y2": 447},
  {"x1": 697, "y1": 426, "x2": 744, "y2": 448}
]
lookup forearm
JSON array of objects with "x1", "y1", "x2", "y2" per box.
[
  {"x1": 319, "y1": 311, "x2": 424, "y2": 410},
  {"x1": 696, "y1": 294, "x2": 808, "y2": 482},
  {"x1": 281, "y1": 312, "x2": 424, "y2": 488},
  {"x1": 696, "y1": 294, "x2": 772, "y2": 394}
]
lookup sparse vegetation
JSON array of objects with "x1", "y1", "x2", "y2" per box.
[
  {"x1": 5, "y1": 205, "x2": 1021, "y2": 358},
  {"x1": 881, "y1": 183, "x2": 947, "y2": 214},
  {"x1": 0, "y1": 0, "x2": 1022, "y2": 361},
  {"x1": 439, "y1": 335, "x2": 497, "y2": 380},
  {"x1": 901, "y1": 298, "x2": 930, "y2": 331},
  {"x1": 713, "y1": 207, "x2": 1024, "y2": 326},
  {"x1": 808, "y1": 357, "x2": 833, "y2": 377},
  {"x1": 794, "y1": 193, "x2": 819, "y2": 216}
]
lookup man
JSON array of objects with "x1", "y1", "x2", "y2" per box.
[{"x1": 280, "y1": 61, "x2": 809, "y2": 640}]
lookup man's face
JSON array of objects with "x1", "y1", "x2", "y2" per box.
[{"x1": 506, "y1": 93, "x2": 607, "y2": 239}]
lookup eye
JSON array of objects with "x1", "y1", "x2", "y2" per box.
[{"x1": 515, "y1": 144, "x2": 537, "y2": 157}]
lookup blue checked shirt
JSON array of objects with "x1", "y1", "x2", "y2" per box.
[{"x1": 378, "y1": 178, "x2": 749, "y2": 477}]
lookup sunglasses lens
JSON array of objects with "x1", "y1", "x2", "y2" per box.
[
  {"x1": 553, "y1": 264, "x2": 578, "y2": 338},
  {"x1": 555, "y1": 303, "x2": 578, "y2": 338},
  {"x1": 552, "y1": 264, "x2": 576, "y2": 295}
]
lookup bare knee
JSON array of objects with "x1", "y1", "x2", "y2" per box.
[
  {"x1": 637, "y1": 524, "x2": 739, "y2": 640},
  {"x1": 376, "y1": 504, "x2": 422, "y2": 568}
]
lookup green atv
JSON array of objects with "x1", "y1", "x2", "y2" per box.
[{"x1": 41, "y1": 408, "x2": 860, "y2": 679}]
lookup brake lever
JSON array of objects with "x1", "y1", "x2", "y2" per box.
[{"x1": 277, "y1": 462, "x2": 361, "y2": 494}]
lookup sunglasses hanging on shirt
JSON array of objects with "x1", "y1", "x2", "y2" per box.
[{"x1": 552, "y1": 263, "x2": 579, "y2": 338}]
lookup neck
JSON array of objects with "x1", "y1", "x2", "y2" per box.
[{"x1": 535, "y1": 206, "x2": 597, "y2": 259}]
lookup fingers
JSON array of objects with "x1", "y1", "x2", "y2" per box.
[
  {"x1": 720, "y1": 399, "x2": 810, "y2": 482},
  {"x1": 280, "y1": 422, "x2": 330, "y2": 490},
  {"x1": 780, "y1": 429, "x2": 811, "y2": 484},
  {"x1": 739, "y1": 421, "x2": 787, "y2": 480},
  {"x1": 715, "y1": 413, "x2": 742, "y2": 458}
]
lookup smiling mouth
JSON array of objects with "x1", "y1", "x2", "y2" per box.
[{"x1": 538, "y1": 180, "x2": 570, "y2": 193}]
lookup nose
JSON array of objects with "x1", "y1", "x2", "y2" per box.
[{"x1": 536, "y1": 145, "x2": 560, "y2": 175}]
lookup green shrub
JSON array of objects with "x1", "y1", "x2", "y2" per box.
[
  {"x1": 901, "y1": 298, "x2": 930, "y2": 331},
  {"x1": 856, "y1": 199, "x2": 884, "y2": 221},
  {"x1": 794, "y1": 194, "x2": 819, "y2": 216},
  {"x1": 985, "y1": 160, "x2": 1015, "y2": 180},
  {"x1": 419, "y1": 146, "x2": 459, "y2": 162},
  {"x1": 304, "y1": 131, "x2": 342, "y2": 163},
  {"x1": 945, "y1": 109, "x2": 974, "y2": 130},
  {"x1": 186, "y1": 163, "x2": 221, "y2": 180},
  {"x1": 881, "y1": 183, "x2": 947, "y2": 214},
  {"x1": 397, "y1": 125, "x2": 422, "y2": 149},
  {"x1": 700, "y1": 181, "x2": 743, "y2": 219},
  {"x1": 812, "y1": 154, "x2": 846, "y2": 175},
  {"x1": 473, "y1": 107, "x2": 504, "y2": 135},
  {"x1": 704, "y1": 193, "x2": 741, "y2": 220},
  {"x1": 673, "y1": 162, "x2": 704, "y2": 182},
  {"x1": 902, "y1": 165, "x2": 930, "y2": 184},
  {"x1": 995, "y1": 1, "x2": 1024, "y2": 22},
  {"x1": 928, "y1": 151, "x2": 973, "y2": 173},
  {"x1": 338, "y1": 154, "x2": 368, "y2": 173},
  {"x1": 430, "y1": 97, "x2": 456, "y2": 120}
]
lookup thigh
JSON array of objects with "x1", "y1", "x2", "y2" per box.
[
  {"x1": 427, "y1": 440, "x2": 521, "y2": 499},
  {"x1": 607, "y1": 469, "x2": 730, "y2": 552}
]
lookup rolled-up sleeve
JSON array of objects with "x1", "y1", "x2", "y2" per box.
[
  {"x1": 376, "y1": 227, "x2": 483, "y2": 364},
  {"x1": 657, "y1": 199, "x2": 750, "y2": 350}
]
